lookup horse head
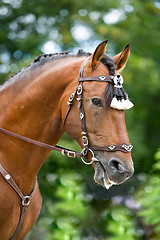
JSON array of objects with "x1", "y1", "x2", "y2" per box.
[{"x1": 64, "y1": 40, "x2": 134, "y2": 189}]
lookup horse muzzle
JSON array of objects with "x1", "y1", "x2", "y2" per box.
[{"x1": 93, "y1": 157, "x2": 134, "y2": 189}]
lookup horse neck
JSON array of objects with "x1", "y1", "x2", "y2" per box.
[{"x1": 0, "y1": 57, "x2": 83, "y2": 193}]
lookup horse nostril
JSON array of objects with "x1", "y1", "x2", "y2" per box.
[
  {"x1": 107, "y1": 159, "x2": 134, "y2": 183},
  {"x1": 109, "y1": 160, "x2": 125, "y2": 173}
]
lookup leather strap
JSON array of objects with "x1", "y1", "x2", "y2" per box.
[
  {"x1": 9, "y1": 204, "x2": 27, "y2": 240},
  {"x1": 91, "y1": 143, "x2": 133, "y2": 153},
  {"x1": 79, "y1": 76, "x2": 114, "y2": 83},
  {"x1": 63, "y1": 104, "x2": 72, "y2": 125},
  {"x1": 0, "y1": 127, "x2": 82, "y2": 158},
  {"x1": 0, "y1": 163, "x2": 37, "y2": 240}
]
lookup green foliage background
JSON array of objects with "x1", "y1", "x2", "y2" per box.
[{"x1": 0, "y1": 0, "x2": 160, "y2": 239}]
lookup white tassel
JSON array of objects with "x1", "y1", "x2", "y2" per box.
[
  {"x1": 110, "y1": 98, "x2": 134, "y2": 110},
  {"x1": 116, "y1": 100, "x2": 123, "y2": 110},
  {"x1": 110, "y1": 98, "x2": 123, "y2": 110},
  {"x1": 121, "y1": 99, "x2": 127, "y2": 109},
  {"x1": 110, "y1": 97, "x2": 118, "y2": 109},
  {"x1": 124, "y1": 99, "x2": 134, "y2": 109}
]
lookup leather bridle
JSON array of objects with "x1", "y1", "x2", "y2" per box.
[
  {"x1": 63, "y1": 57, "x2": 133, "y2": 164},
  {"x1": 0, "y1": 57, "x2": 133, "y2": 239}
]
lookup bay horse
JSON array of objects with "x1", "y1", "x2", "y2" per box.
[{"x1": 0, "y1": 40, "x2": 134, "y2": 239}]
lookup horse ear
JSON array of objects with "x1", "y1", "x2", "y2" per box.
[
  {"x1": 112, "y1": 44, "x2": 130, "y2": 71},
  {"x1": 91, "y1": 40, "x2": 108, "y2": 68}
]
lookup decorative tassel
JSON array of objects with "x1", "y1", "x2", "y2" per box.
[
  {"x1": 110, "y1": 97, "x2": 122, "y2": 110},
  {"x1": 124, "y1": 99, "x2": 134, "y2": 109},
  {"x1": 110, "y1": 74, "x2": 134, "y2": 110},
  {"x1": 110, "y1": 97, "x2": 118, "y2": 109}
]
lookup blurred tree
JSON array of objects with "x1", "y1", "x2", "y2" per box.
[{"x1": 135, "y1": 149, "x2": 160, "y2": 239}]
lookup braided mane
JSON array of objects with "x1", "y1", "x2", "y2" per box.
[{"x1": 8, "y1": 48, "x2": 115, "y2": 80}]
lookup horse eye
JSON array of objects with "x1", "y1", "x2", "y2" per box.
[{"x1": 92, "y1": 98, "x2": 103, "y2": 107}]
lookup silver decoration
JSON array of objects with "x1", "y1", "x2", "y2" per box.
[
  {"x1": 77, "y1": 85, "x2": 83, "y2": 95},
  {"x1": 80, "y1": 113, "x2": 84, "y2": 120},
  {"x1": 81, "y1": 131, "x2": 87, "y2": 135},
  {"x1": 67, "y1": 92, "x2": 75, "y2": 105},
  {"x1": 108, "y1": 145, "x2": 116, "y2": 150},
  {"x1": 99, "y1": 76, "x2": 106, "y2": 81},
  {"x1": 5, "y1": 174, "x2": 11, "y2": 180},
  {"x1": 122, "y1": 144, "x2": 133, "y2": 152}
]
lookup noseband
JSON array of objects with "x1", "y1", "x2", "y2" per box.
[{"x1": 63, "y1": 57, "x2": 133, "y2": 164}]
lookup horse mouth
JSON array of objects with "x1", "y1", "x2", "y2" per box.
[
  {"x1": 94, "y1": 161, "x2": 117, "y2": 189},
  {"x1": 103, "y1": 174, "x2": 116, "y2": 189}
]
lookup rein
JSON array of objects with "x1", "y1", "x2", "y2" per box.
[{"x1": 0, "y1": 57, "x2": 133, "y2": 239}]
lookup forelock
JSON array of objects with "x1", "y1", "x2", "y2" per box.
[{"x1": 100, "y1": 54, "x2": 116, "y2": 76}]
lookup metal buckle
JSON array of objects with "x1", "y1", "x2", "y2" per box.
[
  {"x1": 82, "y1": 135, "x2": 88, "y2": 146},
  {"x1": 22, "y1": 196, "x2": 30, "y2": 206},
  {"x1": 61, "y1": 149, "x2": 76, "y2": 158},
  {"x1": 61, "y1": 149, "x2": 65, "y2": 155},
  {"x1": 67, "y1": 151, "x2": 76, "y2": 158}
]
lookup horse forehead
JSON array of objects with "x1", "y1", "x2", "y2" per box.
[
  {"x1": 83, "y1": 62, "x2": 111, "y2": 94},
  {"x1": 83, "y1": 81, "x2": 108, "y2": 96},
  {"x1": 91, "y1": 62, "x2": 110, "y2": 76}
]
